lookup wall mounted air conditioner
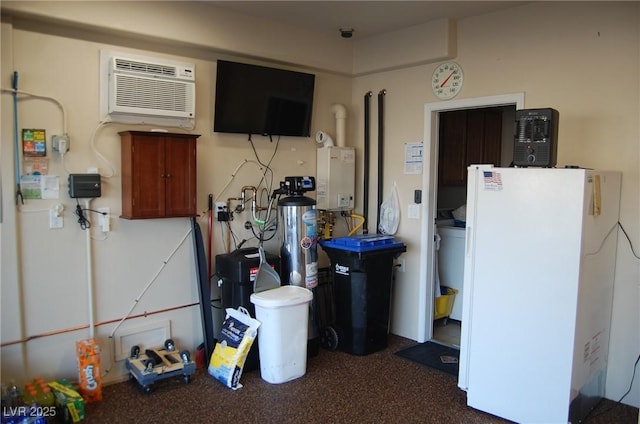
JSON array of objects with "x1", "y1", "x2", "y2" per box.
[{"x1": 100, "y1": 50, "x2": 195, "y2": 125}]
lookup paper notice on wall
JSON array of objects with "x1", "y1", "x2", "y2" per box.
[
  {"x1": 20, "y1": 174, "x2": 60, "y2": 199},
  {"x1": 20, "y1": 175, "x2": 42, "y2": 199},
  {"x1": 23, "y1": 157, "x2": 49, "y2": 175},
  {"x1": 41, "y1": 175, "x2": 60, "y2": 199},
  {"x1": 404, "y1": 142, "x2": 423, "y2": 174},
  {"x1": 22, "y1": 129, "x2": 46, "y2": 157}
]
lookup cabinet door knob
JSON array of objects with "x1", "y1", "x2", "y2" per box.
[{"x1": 166, "y1": 174, "x2": 172, "y2": 178}]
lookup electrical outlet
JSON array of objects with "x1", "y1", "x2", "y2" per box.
[
  {"x1": 52, "y1": 134, "x2": 70, "y2": 153},
  {"x1": 49, "y1": 204, "x2": 64, "y2": 229},
  {"x1": 98, "y1": 207, "x2": 110, "y2": 232},
  {"x1": 215, "y1": 202, "x2": 229, "y2": 221},
  {"x1": 397, "y1": 258, "x2": 405, "y2": 273}
]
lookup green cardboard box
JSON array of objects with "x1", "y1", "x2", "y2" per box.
[{"x1": 48, "y1": 379, "x2": 85, "y2": 423}]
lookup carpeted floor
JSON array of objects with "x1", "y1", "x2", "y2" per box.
[{"x1": 85, "y1": 335, "x2": 638, "y2": 423}]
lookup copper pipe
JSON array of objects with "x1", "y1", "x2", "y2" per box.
[{"x1": 0, "y1": 302, "x2": 200, "y2": 348}]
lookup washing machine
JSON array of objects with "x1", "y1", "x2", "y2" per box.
[{"x1": 436, "y1": 222, "x2": 465, "y2": 321}]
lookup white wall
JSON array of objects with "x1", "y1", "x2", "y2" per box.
[
  {"x1": 0, "y1": 2, "x2": 352, "y2": 388},
  {"x1": 1, "y1": 0, "x2": 638, "y2": 409},
  {"x1": 351, "y1": 1, "x2": 639, "y2": 408}
]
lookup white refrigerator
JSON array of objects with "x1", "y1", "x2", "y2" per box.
[{"x1": 458, "y1": 165, "x2": 621, "y2": 424}]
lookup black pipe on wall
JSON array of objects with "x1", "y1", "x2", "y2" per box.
[
  {"x1": 363, "y1": 91, "x2": 372, "y2": 234},
  {"x1": 376, "y1": 89, "x2": 386, "y2": 234}
]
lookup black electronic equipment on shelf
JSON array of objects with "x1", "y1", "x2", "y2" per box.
[{"x1": 513, "y1": 108, "x2": 559, "y2": 167}]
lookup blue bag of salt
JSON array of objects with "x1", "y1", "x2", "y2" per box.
[{"x1": 208, "y1": 306, "x2": 260, "y2": 390}]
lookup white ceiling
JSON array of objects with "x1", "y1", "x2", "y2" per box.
[{"x1": 210, "y1": 1, "x2": 528, "y2": 39}]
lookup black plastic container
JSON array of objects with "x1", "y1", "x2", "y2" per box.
[
  {"x1": 319, "y1": 235, "x2": 406, "y2": 355},
  {"x1": 216, "y1": 247, "x2": 280, "y2": 371}
]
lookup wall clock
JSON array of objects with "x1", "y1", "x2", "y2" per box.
[{"x1": 432, "y1": 61, "x2": 464, "y2": 100}]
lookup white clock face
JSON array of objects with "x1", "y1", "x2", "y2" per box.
[{"x1": 432, "y1": 62, "x2": 464, "y2": 100}]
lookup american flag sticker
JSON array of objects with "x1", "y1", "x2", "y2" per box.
[{"x1": 483, "y1": 171, "x2": 503, "y2": 190}]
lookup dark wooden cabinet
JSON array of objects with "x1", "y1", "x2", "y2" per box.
[
  {"x1": 438, "y1": 108, "x2": 503, "y2": 186},
  {"x1": 120, "y1": 131, "x2": 199, "y2": 219}
]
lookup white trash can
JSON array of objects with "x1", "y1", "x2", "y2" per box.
[{"x1": 250, "y1": 285, "x2": 313, "y2": 384}]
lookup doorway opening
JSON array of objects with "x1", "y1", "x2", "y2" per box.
[
  {"x1": 417, "y1": 93, "x2": 525, "y2": 347},
  {"x1": 433, "y1": 105, "x2": 515, "y2": 347}
]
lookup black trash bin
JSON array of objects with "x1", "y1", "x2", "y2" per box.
[
  {"x1": 216, "y1": 247, "x2": 280, "y2": 371},
  {"x1": 319, "y1": 235, "x2": 406, "y2": 355}
]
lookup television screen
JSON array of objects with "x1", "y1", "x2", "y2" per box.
[{"x1": 214, "y1": 60, "x2": 315, "y2": 137}]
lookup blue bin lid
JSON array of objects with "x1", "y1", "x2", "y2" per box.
[{"x1": 319, "y1": 234, "x2": 406, "y2": 253}]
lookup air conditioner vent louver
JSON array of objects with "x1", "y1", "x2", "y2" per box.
[
  {"x1": 106, "y1": 54, "x2": 195, "y2": 120},
  {"x1": 115, "y1": 58, "x2": 177, "y2": 78},
  {"x1": 115, "y1": 74, "x2": 190, "y2": 113}
]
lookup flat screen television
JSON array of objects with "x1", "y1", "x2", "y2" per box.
[{"x1": 214, "y1": 60, "x2": 315, "y2": 137}]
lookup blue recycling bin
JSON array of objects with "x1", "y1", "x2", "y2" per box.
[{"x1": 319, "y1": 235, "x2": 406, "y2": 355}]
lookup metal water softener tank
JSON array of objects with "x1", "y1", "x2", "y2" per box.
[{"x1": 278, "y1": 176, "x2": 319, "y2": 357}]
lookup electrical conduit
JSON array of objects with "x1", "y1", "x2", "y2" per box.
[{"x1": 85, "y1": 199, "x2": 96, "y2": 339}]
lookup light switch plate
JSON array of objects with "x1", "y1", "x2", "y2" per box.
[{"x1": 408, "y1": 204, "x2": 420, "y2": 219}]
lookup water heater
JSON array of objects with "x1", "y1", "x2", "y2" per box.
[
  {"x1": 316, "y1": 146, "x2": 355, "y2": 210},
  {"x1": 513, "y1": 108, "x2": 559, "y2": 167}
]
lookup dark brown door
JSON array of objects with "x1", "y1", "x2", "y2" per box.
[
  {"x1": 438, "y1": 108, "x2": 503, "y2": 186},
  {"x1": 164, "y1": 135, "x2": 197, "y2": 217}
]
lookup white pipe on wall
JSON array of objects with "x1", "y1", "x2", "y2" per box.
[
  {"x1": 332, "y1": 103, "x2": 347, "y2": 147},
  {"x1": 85, "y1": 198, "x2": 95, "y2": 339}
]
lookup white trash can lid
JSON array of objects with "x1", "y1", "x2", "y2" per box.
[{"x1": 250, "y1": 285, "x2": 313, "y2": 309}]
